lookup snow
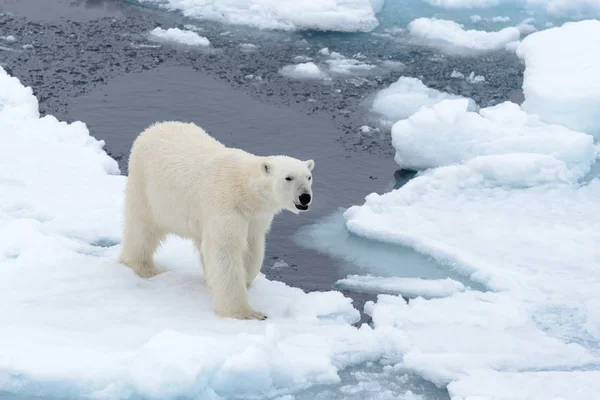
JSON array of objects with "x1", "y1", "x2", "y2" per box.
[
  {"x1": 149, "y1": 27, "x2": 210, "y2": 46},
  {"x1": 372, "y1": 77, "x2": 465, "y2": 123},
  {"x1": 0, "y1": 66, "x2": 397, "y2": 399},
  {"x1": 516, "y1": 20, "x2": 600, "y2": 138},
  {"x1": 335, "y1": 275, "x2": 466, "y2": 298},
  {"x1": 137, "y1": 0, "x2": 381, "y2": 32},
  {"x1": 279, "y1": 62, "x2": 328, "y2": 80},
  {"x1": 390, "y1": 99, "x2": 596, "y2": 175},
  {"x1": 408, "y1": 17, "x2": 521, "y2": 53}
]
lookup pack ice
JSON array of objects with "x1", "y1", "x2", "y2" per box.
[
  {"x1": 346, "y1": 20, "x2": 600, "y2": 399},
  {"x1": 136, "y1": 0, "x2": 383, "y2": 32},
  {"x1": 0, "y1": 66, "x2": 392, "y2": 399}
]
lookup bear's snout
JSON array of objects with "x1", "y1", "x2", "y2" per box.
[{"x1": 299, "y1": 193, "x2": 311, "y2": 206}]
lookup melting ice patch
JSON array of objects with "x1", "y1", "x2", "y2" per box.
[
  {"x1": 517, "y1": 19, "x2": 600, "y2": 138},
  {"x1": 149, "y1": 27, "x2": 210, "y2": 46},
  {"x1": 137, "y1": 0, "x2": 381, "y2": 32},
  {"x1": 408, "y1": 17, "x2": 521, "y2": 53},
  {"x1": 0, "y1": 66, "x2": 401, "y2": 399},
  {"x1": 335, "y1": 275, "x2": 466, "y2": 298}
]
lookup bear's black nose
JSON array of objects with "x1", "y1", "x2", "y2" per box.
[{"x1": 299, "y1": 193, "x2": 311, "y2": 206}]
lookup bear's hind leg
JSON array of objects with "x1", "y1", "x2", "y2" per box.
[{"x1": 119, "y1": 182, "x2": 165, "y2": 278}]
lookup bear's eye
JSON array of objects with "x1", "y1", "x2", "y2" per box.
[
  {"x1": 308, "y1": 176, "x2": 312, "y2": 180},
  {"x1": 285, "y1": 176, "x2": 293, "y2": 181}
]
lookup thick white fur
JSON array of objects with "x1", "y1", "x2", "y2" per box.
[{"x1": 119, "y1": 121, "x2": 314, "y2": 320}]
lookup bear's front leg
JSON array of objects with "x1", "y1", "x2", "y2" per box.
[
  {"x1": 201, "y1": 217, "x2": 267, "y2": 320},
  {"x1": 245, "y1": 233, "x2": 265, "y2": 288}
]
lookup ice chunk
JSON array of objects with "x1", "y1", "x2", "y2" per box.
[
  {"x1": 516, "y1": 20, "x2": 600, "y2": 137},
  {"x1": 465, "y1": 71, "x2": 485, "y2": 83},
  {"x1": 272, "y1": 259, "x2": 289, "y2": 268},
  {"x1": 335, "y1": 275, "x2": 466, "y2": 298},
  {"x1": 279, "y1": 62, "x2": 328, "y2": 80},
  {"x1": 448, "y1": 370, "x2": 600, "y2": 400},
  {"x1": 408, "y1": 18, "x2": 521, "y2": 53},
  {"x1": 1, "y1": 35, "x2": 16, "y2": 42},
  {"x1": 149, "y1": 27, "x2": 210, "y2": 46},
  {"x1": 239, "y1": 43, "x2": 258, "y2": 51},
  {"x1": 450, "y1": 69, "x2": 465, "y2": 78},
  {"x1": 0, "y1": 66, "x2": 392, "y2": 399},
  {"x1": 137, "y1": 0, "x2": 381, "y2": 32},
  {"x1": 469, "y1": 15, "x2": 483, "y2": 22},
  {"x1": 391, "y1": 99, "x2": 596, "y2": 177},
  {"x1": 491, "y1": 16, "x2": 510, "y2": 22},
  {"x1": 372, "y1": 77, "x2": 464, "y2": 123},
  {"x1": 323, "y1": 52, "x2": 377, "y2": 75}
]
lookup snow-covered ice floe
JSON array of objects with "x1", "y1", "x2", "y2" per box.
[
  {"x1": 149, "y1": 27, "x2": 210, "y2": 46},
  {"x1": 391, "y1": 98, "x2": 596, "y2": 174},
  {"x1": 345, "y1": 19, "x2": 600, "y2": 397},
  {"x1": 517, "y1": 19, "x2": 600, "y2": 138},
  {"x1": 137, "y1": 0, "x2": 382, "y2": 32},
  {"x1": 335, "y1": 275, "x2": 466, "y2": 298},
  {"x1": 0, "y1": 66, "x2": 395, "y2": 399},
  {"x1": 407, "y1": 17, "x2": 521, "y2": 53}
]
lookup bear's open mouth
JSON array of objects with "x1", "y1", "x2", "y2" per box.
[{"x1": 295, "y1": 204, "x2": 309, "y2": 211}]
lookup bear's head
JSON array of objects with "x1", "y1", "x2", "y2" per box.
[{"x1": 259, "y1": 156, "x2": 315, "y2": 215}]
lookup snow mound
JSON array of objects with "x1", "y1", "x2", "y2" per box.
[
  {"x1": 372, "y1": 77, "x2": 464, "y2": 123},
  {"x1": 408, "y1": 17, "x2": 521, "y2": 53},
  {"x1": 279, "y1": 62, "x2": 328, "y2": 80},
  {"x1": 149, "y1": 27, "x2": 210, "y2": 46},
  {"x1": 517, "y1": 20, "x2": 600, "y2": 138},
  {"x1": 391, "y1": 99, "x2": 596, "y2": 177},
  {"x1": 335, "y1": 275, "x2": 466, "y2": 298},
  {"x1": 137, "y1": 0, "x2": 381, "y2": 32},
  {"x1": 0, "y1": 66, "x2": 395, "y2": 399}
]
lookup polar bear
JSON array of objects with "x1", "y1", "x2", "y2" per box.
[{"x1": 119, "y1": 121, "x2": 314, "y2": 320}]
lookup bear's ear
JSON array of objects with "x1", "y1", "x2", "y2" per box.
[
  {"x1": 261, "y1": 161, "x2": 271, "y2": 175},
  {"x1": 306, "y1": 159, "x2": 315, "y2": 171}
]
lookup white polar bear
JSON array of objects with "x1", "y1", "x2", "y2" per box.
[{"x1": 119, "y1": 121, "x2": 314, "y2": 320}]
